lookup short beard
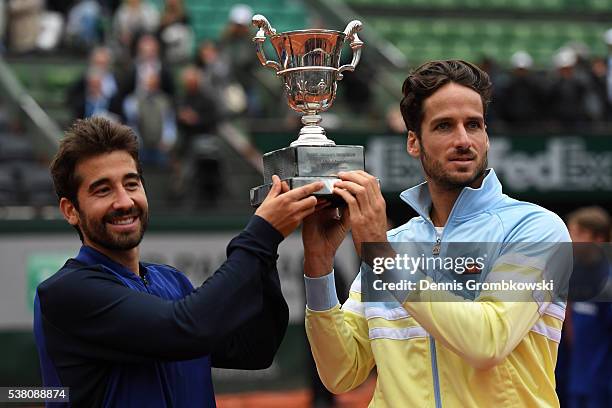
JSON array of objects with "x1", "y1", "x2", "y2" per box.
[
  {"x1": 80, "y1": 206, "x2": 148, "y2": 251},
  {"x1": 420, "y1": 147, "x2": 488, "y2": 191}
]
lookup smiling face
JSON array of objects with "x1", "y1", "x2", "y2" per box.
[
  {"x1": 60, "y1": 151, "x2": 148, "y2": 255},
  {"x1": 408, "y1": 82, "x2": 489, "y2": 190}
]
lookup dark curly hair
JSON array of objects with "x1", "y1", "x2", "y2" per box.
[{"x1": 400, "y1": 60, "x2": 492, "y2": 137}]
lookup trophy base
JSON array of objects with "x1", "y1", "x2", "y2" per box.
[
  {"x1": 250, "y1": 177, "x2": 347, "y2": 207},
  {"x1": 262, "y1": 144, "x2": 364, "y2": 183},
  {"x1": 251, "y1": 144, "x2": 365, "y2": 207}
]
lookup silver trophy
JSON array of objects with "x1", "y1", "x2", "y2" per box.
[{"x1": 249, "y1": 14, "x2": 365, "y2": 206}]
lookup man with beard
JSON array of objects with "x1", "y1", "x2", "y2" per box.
[
  {"x1": 301, "y1": 60, "x2": 571, "y2": 407},
  {"x1": 34, "y1": 117, "x2": 323, "y2": 407}
]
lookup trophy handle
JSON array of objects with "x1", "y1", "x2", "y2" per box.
[
  {"x1": 252, "y1": 14, "x2": 282, "y2": 72},
  {"x1": 337, "y1": 20, "x2": 364, "y2": 80}
]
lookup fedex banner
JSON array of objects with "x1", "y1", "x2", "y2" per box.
[{"x1": 367, "y1": 135, "x2": 612, "y2": 195}]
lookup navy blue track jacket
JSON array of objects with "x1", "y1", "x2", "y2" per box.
[{"x1": 33, "y1": 216, "x2": 289, "y2": 407}]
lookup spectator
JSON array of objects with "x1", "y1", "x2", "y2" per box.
[
  {"x1": 65, "y1": 0, "x2": 104, "y2": 51},
  {"x1": 159, "y1": 0, "x2": 188, "y2": 32},
  {"x1": 219, "y1": 4, "x2": 260, "y2": 116},
  {"x1": 196, "y1": 40, "x2": 231, "y2": 91},
  {"x1": 497, "y1": 51, "x2": 544, "y2": 128},
  {"x1": 177, "y1": 66, "x2": 220, "y2": 144},
  {"x1": 37, "y1": 9, "x2": 63, "y2": 52},
  {"x1": 566, "y1": 42, "x2": 611, "y2": 124},
  {"x1": 565, "y1": 206, "x2": 612, "y2": 408},
  {"x1": 157, "y1": 0, "x2": 193, "y2": 62},
  {"x1": 81, "y1": 72, "x2": 114, "y2": 119},
  {"x1": 545, "y1": 48, "x2": 590, "y2": 130},
  {"x1": 587, "y1": 56, "x2": 612, "y2": 123},
  {"x1": 123, "y1": 71, "x2": 177, "y2": 166},
  {"x1": 116, "y1": 33, "x2": 175, "y2": 118},
  {"x1": 7, "y1": 0, "x2": 43, "y2": 53},
  {"x1": 67, "y1": 46, "x2": 120, "y2": 120},
  {"x1": 477, "y1": 56, "x2": 503, "y2": 127},
  {"x1": 112, "y1": 0, "x2": 159, "y2": 59},
  {"x1": 175, "y1": 66, "x2": 224, "y2": 206},
  {"x1": 195, "y1": 40, "x2": 250, "y2": 117}
]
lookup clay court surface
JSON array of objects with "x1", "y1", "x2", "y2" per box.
[{"x1": 217, "y1": 376, "x2": 376, "y2": 408}]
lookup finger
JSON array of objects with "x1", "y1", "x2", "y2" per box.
[
  {"x1": 338, "y1": 171, "x2": 370, "y2": 185},
  {"x1": 265, "y1": 175, "x2": 282, "y2": 201},
  {"x1": 293, "y1": 201, "x2": 320, "y2": 226},
  {"x1": 354, "y1": 170, "x2": 382, "y2": 198},
  {"x1": 285, "y1": 181, "x2": 324, "y2": 200},
  {"x1": 281, "y1": 180, "x2": 290, "y2": 194},
  {"x1": 339, "y1": 171, "x2": 380, "y2": 198},
  {"x1": 338, "y1": 170, "x2": 377, "y2": 190},
  {"x1": 352, "y1": 170, "x2": 375, "y2": 179},
  {"x1": 334, "y1": 180, "x2": 371, "y2": 210},
  {"x1": 334, "y1": 180, "x2": 367, "y2": 196},
  {"x1": 292, "y1": 194, "x2": 318, "y2": 212},
  {"x1": 333, "y1": 186, "x2": 361, "y2": 218},
  {"x1": 300, "y1": 204, "x2": 318, "y2": 219},
  {"x1": 363, "y1": 175, "x2": 383, "y2": 201}
]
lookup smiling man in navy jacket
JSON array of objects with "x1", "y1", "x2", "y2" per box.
[{"x1": 34, "y1": 116, "x2": 323, "y2": 407}]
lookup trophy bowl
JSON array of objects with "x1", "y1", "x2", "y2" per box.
[{"x1": 250, "y1": 15, "x2": 365, "y2": 206}]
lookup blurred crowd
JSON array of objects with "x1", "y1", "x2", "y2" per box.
[
  {"x1": 0, "y1": 0, "x2": 277, "y2": 205},
  {"x1": 1, "y1": 0, "x2": 612, "y2": 207},
  {"x1": 3, "y1": 0, "x2": 612, "y2": 140},
  {"x1": 387, "y1": 42, "x2": 612, "y2": 135},
  {"x1": 486, "y1": 43, "x2": 612, "y2": 133},
  {"x1": 0, "y1": 102, "x2": 55, "y2": 209}
]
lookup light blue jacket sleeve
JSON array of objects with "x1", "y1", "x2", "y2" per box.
[{"x1": 304, "y1": 270, "x2": 339, "y2": 311}]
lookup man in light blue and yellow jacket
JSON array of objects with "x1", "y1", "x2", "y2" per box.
[{"x1": 302, "y1": 60, "x2": 571, "y2": 407}]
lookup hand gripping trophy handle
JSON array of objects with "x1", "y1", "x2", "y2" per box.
[
  {"x1": 337, "y1": 20, "x2": 364, "y2": 80},
  {"x1": 252, "y1": 15, "x2": 281, "y2": 72}
]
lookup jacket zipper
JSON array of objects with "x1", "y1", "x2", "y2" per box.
[
  {"x1": 432, "y1": 235, "x2": 441, "y2": 255},
  {"x1": 430, "y1": 337, "x2": 442, "y2": 408},
  {"x1": 430, "y1": 227, "x2": 442, "y2": 408},
  {"x1": 141, "y1": 274, "x2": 150, "y2": 292},
  {"x1": 424, "y1": 188, "x2": 467, "y2": 408}
]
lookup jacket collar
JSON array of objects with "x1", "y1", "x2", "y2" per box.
[
  {"x1": 399, "y1": 168, "x2": 503, "y2": 225},
  {"x1": 75, "y1": 245, "x2": 142, "y2": 280}
]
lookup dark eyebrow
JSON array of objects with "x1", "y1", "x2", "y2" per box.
[
  {"x1": 87, "y1": 173, "x2": 141, "y2": 193},
  {"x1": 430, "y1": 117, "x2": 454, "y2": 125},
  {"x1": 466, "y1": 116, "x2": 484, "y2": 122},
  {"x1": 432, "y1": 117, "x2": 454, "y2": 122},
  {"x1": 88, "y1": 178, "x2": 110, "y2": 193},
  {"x1": 124, "y1": 173, "x2": 140, "y2": 182}
]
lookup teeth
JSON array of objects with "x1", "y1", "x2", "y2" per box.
[{"x1": 111, "y1": 217, "x2": 135, "y2": 225}]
